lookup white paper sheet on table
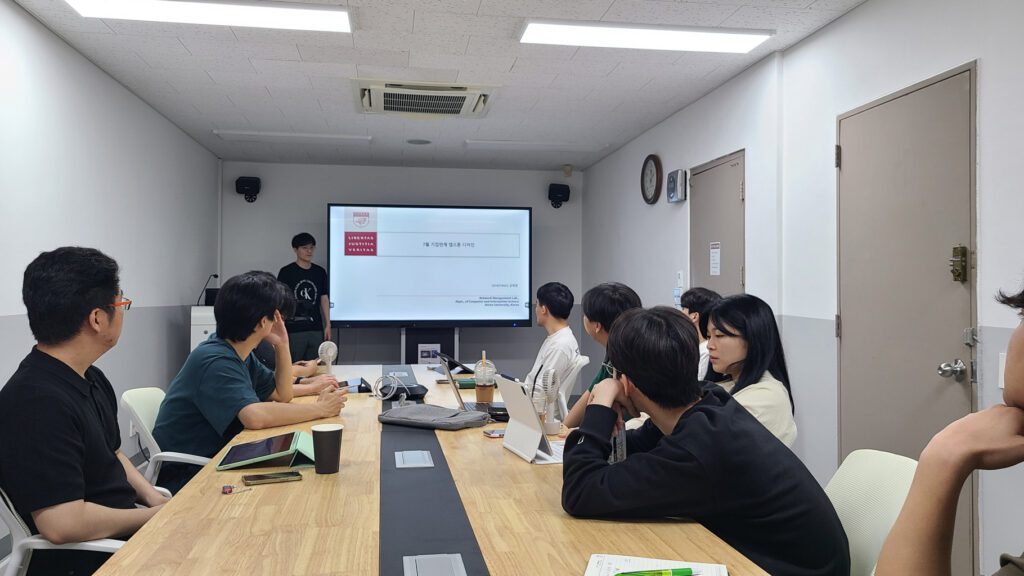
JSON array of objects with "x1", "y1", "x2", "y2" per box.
[{"x1": 584, "y1": 554, "x2": 728, "y2": 576}]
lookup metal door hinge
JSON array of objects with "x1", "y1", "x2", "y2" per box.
[
  {"x1": 835, "y1": 145, "x2": 842, "y2": 169},
  {"x1": 835, "y1": 314, "x2": 842, "y2": 338},
  {"x1": 740, "y1": 180, "x2": 745, "y2": 202},
  {"x1": 741, "y1": 265, "x2": 745, "y2": 287},
  {"x1": 970, "y1": 359, "x2": 977, "y2": 385},
  {"x1": 963, "y1": 327, "x2": 979, "y2": 347}
]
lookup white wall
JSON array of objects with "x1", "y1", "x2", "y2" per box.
[
  {"x1": 584, "y1": 0, "x2": 1024, "y2": 572},
  {"x1": 0, "y1": 0, "x2": 218, "y2": 499},
  {"x1": 0, "y1": 1, "x2": 219, "y2": 314},
  {"x1": 583, "y1": 54, "x2": 782, "y2": 311},
  {"x1": 220, "y1": 162, "x2": 583, "y2": 298}
]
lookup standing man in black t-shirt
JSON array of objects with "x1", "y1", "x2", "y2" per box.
[
  {"x1": 0, "y1": 247, "x2": 168, "y2": 575},
  {"x1": 277, "y1": 232, "x2": 330, "y2": 361}
]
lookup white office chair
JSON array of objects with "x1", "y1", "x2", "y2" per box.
[
  {"x1": 824, "y1": 449, "x2": 918, "y2": 576},
  {"x1": 0, "y1": 487, "x2": 123, "y2": 576},
  {"x1": 556, "y1": 355, "x2": 590, "y2": 421},
  {"x1": 121, "y1": 388, "x2": 210, "y2": 483}
]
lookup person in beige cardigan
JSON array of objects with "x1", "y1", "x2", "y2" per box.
[
  {"x1": 876, "y1": 286, "x2": 1024, "y2": 576},
  {"x1": 706, "y1": 294, "x2": 797, "y2": 447}
]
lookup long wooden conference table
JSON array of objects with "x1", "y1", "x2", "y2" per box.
[{"x1": 95, "y1": 365, "x2": 769, "y2": 575}]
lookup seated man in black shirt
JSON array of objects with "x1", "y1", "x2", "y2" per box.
[
  {"x1": 562, "y1": 306, "x2": 851, "y2": 576},
  {"x1": 0, "y1": 247, "x2": 168, "y2": 575}
]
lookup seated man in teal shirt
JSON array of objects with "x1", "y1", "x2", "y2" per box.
[{"x1": 153, "y1": 271, "x2": 347, "y2": 493}]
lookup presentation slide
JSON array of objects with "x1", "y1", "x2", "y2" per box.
[{"x1": 328, "y1": 205, "x2": 532, "y2": 325}]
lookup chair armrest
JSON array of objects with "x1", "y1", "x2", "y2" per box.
[
  {"x1": 16, "y1": 535, "x2": 124, "y2": 555},
  {"x1": 144, "y1": 452, "x2": 211, "y2": 483}
]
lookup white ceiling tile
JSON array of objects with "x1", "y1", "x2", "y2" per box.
[
  {"x1": 324, "y1": 113, "x2": 370, "y2": 133},
  {"x1": 139, "y1": 52, "x2": 257, "y2": 73},
  {"x1": 465, "y1": 36, "x2": 577, "y2": 60},
  {"x1": 230, "y1": 27, "x2": 354, "y2": 48},
  {"x1": 180, "y1": 39, "x2": 301, "y2": 61},
  {"x1": 283, "y1": 113, "x2": 331, "y2": 132},
  {"x1": 456, "y1": 69, "x2": 556, "y2": 88},
  {"x1": 298, "y1": 44, "x2": 408, "y2": 67},
  {"x1": 356, "y1": 65, "x2": 458, "y2": 83},
  {"x1": 409, "y1": 53, "x2": 515, "y2": 73},
  {"x1": 807, "y1": 0, "x2": 868, "y2": 11},
  {"x1": 16, "y1": 0, "x2": 75, "y2": 13},
  {"x1": 354, "y1": 30, "x2": 468, "y2": 55},
  {"x1": 27, "y1": 10, "x2": 113, "y2": 34},
  {"x1": 251, "y1": 58, "x2": 358, "y2": 77},
  {"x1": 350, "y1": 6, "x2": 414, "y2": 33},
  {"x1": 512, "y1": 57, "x2": 618, "y2": 77},
  {"x1": 102, "y1": 19, "x2": 238, "y2": 40},
  {"x1": 240, "y1": 109, "x2": 292, "y2": 132},
  {"x1": 721, "y1": 5, "x2": 844, "y2": 32},
  {"x1": 309, "y1": 76, "x2": 357, "y2": 95},
  {"x1": 265, "y1": 86, "x2": 324, "y2": 109},
  {"x1": 208, "y1": 70, "x2": 313, "y2": 89},
  {"x1": 601, "y1": 1, "x2": 739, "y2": 27},
  {"x1": 413, "y1": 11, "x2": 521, "y2": 38},
  {"x1": 347, "y1": 0, "x2": 480, "y2": 13},
  {"x1": 477, "y1": 0, "x2": 613, "y2": 20},
  {"x1": 61, "y1": 31, "x2": 191, "y2": 55}
]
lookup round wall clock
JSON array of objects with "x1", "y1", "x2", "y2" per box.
[{"x1": 641, "y1": 154, "x2": 662, "y2": 204}]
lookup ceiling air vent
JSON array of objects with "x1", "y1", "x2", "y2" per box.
[{"x1": 356, "y1": 80, "x2": 491, "y2": 118}]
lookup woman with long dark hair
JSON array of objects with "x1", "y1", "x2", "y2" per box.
[{"x1": 706, "y1": 294, "x2": 797, "y2": 446}]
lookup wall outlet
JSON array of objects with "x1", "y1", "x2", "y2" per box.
[
  {"x1": 676, "y1": 269, "x2": 686, "y2": 288},
  {"x1": 999, "y1": 352, "x2": 1006, "y2": 389}
]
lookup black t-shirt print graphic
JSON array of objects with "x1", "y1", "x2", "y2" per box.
[{"x1": 278, "y1": 262, "x2": 329, "y2": 332}]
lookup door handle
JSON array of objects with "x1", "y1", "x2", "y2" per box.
[{"x1": 936, "y1": 359, "x2": 966, "y2": 380}]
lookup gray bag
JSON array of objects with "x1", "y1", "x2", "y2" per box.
[{"x1": 378, "y1": 404, "x2": 490, "y2": 430}]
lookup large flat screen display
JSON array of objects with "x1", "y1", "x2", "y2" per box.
[{"x1": 328, "y1": 204, "x2": 532, "y2": 327}]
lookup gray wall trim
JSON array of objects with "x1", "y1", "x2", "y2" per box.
[{"x1": 0, "y1": 534, "x2": 9, "y2": 562}]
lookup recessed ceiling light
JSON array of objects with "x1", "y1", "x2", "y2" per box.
[
  {"x1": 214, "y1": 130, "x2": 370, "y2": 145},
  {"x1": 64, "y1": 0, "x2": 351, "y2": 33},
  {"x1": 406, "y1": 139, "x2": 432, "y2": 145},
  {"x1": 520, "y1": 20, "x2": 771, "y2": 54},
  {"x1": 465, "y1": 140, "x2": 607, "y2": 153}
]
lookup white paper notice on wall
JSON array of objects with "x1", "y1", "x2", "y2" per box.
[{"x1": 709, "y1": 242, "x2": 721, "y2": 276}]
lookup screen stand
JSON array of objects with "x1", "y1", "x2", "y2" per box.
[{"x1": 401, "y1": 327, "x2": 458, "y2": 365}]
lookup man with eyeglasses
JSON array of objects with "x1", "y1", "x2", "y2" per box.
[
  {"x1": 562, "y1": 306, "x2": 851, "y2": 576},
  {"x1": 0, "y1": 247, "x2": 168, "y2": 575}
]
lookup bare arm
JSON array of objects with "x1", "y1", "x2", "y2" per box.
[
  {"x1": 1004, "y1": 323, "x2": 1024, "y2": 408},
  {"x1": 32, "y1": 500, "x2": 161, "y2": 545},
  {"x1": 321, "y1": 295, "x2": 331, "y2": 342},
  {"x1": 292, "y1": 360, "x2": 319, "y2": 378},
  {"x1": 116, "y1": 451, "x2": 168, "y2": 508},
  {"x1": 237, "y1": 388, "x2": 347, "y2": 430},
  {"x1": 876, "y1": 405, "x2": 1024, "y2": 576},
  {"x1": 263, "y1": 310, "x2": 294, "y2": 403},
  {"x1": 562, "y1": 389, "x2": 591, "y2": 429}
]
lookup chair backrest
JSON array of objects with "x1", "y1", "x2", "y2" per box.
[
  {"x1": 824, "y1": 449, "x2": 918, "y2": 576},
  {"x1": 558, "y1": 355, "x2": 590, "y2": 400},
  {"x1": 0, "y1": 486, "x2": 31, "y2": 546},
  {"x1": 120, "y1": 387, "x2": 166, "y2": 458}
]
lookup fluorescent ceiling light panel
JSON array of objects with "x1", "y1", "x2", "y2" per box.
[
  {"x1": 465, "y1": 140, "x2": 607, "y2": 153},
  {"x1": 520, "y1": 21, "x2": 770, "y2": 53},
  {"x1": 65, "y1": 0, "x2": 351, "y2": 33},
  {"x1": 214, "y1": 130, "x2": 371, "y2": 145}
]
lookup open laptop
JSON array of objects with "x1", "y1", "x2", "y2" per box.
[
  {"x1": 440, "y1": 360, "x2": 509, "y2": 422},
  {"x1": 495, "y1": 375, "x2": 564, "y2": 464},
  {"x1": 436, "y1": 351, "x2": 474, "y2": 375}
]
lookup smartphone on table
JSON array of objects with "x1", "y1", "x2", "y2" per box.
[
  {"x1": 483, "y1": 429, "x2": 506, "y2": 438},
  {"x1": 242, "y1": 471, "x2": 303, "y2": 486}
]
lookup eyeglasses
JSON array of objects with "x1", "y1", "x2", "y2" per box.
[
  {"x1": 602, "y1": 360, "x2": 618, "y2": 380},
  {"x1": 111, "y1": 295, "x2": 132, "y2": 311}
]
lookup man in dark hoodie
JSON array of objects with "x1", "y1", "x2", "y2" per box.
[{"x1": 562, "y1": 306, "x2": 851, "y2": 576}]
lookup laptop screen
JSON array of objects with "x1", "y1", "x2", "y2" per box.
[{"x1": 440, "y1": 361, "x2": 468, "y2": 410}]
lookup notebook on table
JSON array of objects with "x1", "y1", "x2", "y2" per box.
[
  {"x1": 583, "y1": 554, "x2": 728, "y2": 576},
  {"x1": 215, "y1": 431, "x2": 315, "y2": 471}
]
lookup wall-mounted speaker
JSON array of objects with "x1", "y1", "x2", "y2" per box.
[
  {"x1": 548, "y1": 183, "x2": 570, "y2": 209},
  {"x1": 236, "y1": 177, "x2": 261, "y2": 203}
]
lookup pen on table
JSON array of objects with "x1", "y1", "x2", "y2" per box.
[{"x1": 614, "y1": 565, "x2": 696, "y2": 569}]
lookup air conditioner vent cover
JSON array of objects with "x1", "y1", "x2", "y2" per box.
[{"x1": 356, "y1": 80, "x2": 491, "y2": 118}]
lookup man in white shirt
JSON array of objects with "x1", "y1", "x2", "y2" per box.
[
  {"x1": 679, "y1": 287, "x2": 722, "y2": 381},
  {"x1": 525, "y1": 282, "x2": 580, "y2": 403}
]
